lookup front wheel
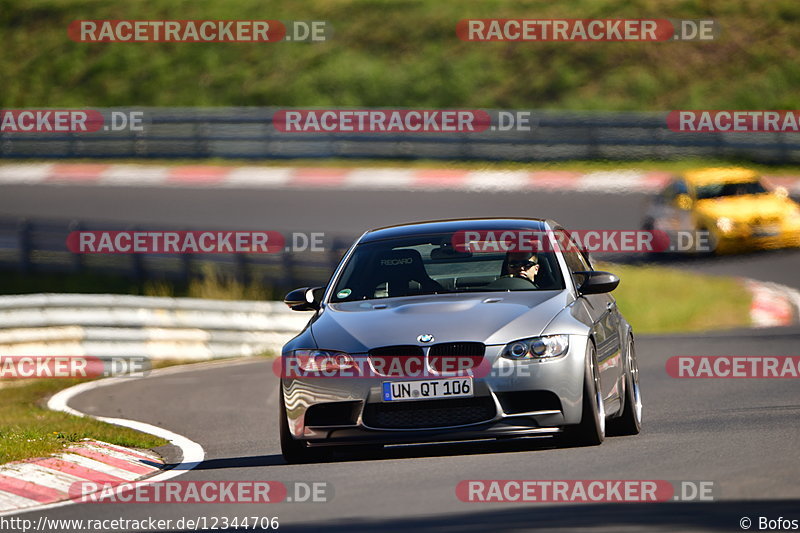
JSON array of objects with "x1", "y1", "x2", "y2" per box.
[
  {"x1": 560, "y1": 342, "x2": 605, "y2": 447},
  {"x1": 608, "y1": 338, "x2": 642, "y2": 436}
]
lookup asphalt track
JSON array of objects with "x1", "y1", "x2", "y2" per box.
[{"x1": 4, "y1": 183, "x2": 800, "y2": 532}]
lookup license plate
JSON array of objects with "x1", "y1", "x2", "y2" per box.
[{"x1": 382, "y1": 378, "x2": 473, "y2": 402}]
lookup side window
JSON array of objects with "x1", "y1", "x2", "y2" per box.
[{"x1": 562, "y1": 249, "x2": 591, "y2": 287}]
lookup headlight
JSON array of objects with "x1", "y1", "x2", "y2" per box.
[
  {"x1": 291, "y1": 349, "x2": 355, "y2": 371},
  {"x1": 716, "y1": 217, "x2": 735, "y2": 233},
  {"x1": 501, "y1": 335, "x2": 569, "y2": 360}
]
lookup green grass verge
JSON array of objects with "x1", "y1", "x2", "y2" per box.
[
  {"x1": 2, "y1": 0, "x2": 800, "y2": 110},
  {"x1": 0, "y1": 378, "x2": 168, "y2": 464},
  {"x1": 598, "y1": 261, "x2": 752, "y2": 334}
]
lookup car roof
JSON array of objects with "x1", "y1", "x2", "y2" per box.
[
  {"x1": 682, "y1": 167, "x2": 760, "y2": 186},
  {"x1": 361, "y1": 218, "x2": 552, "y2": 243}
]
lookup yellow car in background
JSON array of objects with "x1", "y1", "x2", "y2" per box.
[{"x1": 643, "y1": 167, "x2": 800, "y2": 254}]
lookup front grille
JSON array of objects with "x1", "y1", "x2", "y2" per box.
[
  {"x1": 368, "y1": 346, "x2": 424, "y2": 376},
  {"x1": 363, "y1": 397, "x2": 496, "y2": 429},
  {"x1": 429, "y1": 342, "x2": 485, "y2": 372}
]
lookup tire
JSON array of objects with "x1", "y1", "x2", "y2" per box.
[
  {"x1": 560, "y1": 342, "x2": 605, "y2": 447},
  {"x1": 279, "y1": 388, "x2": 331, "y2": 464},
  {"x1": 607, "y1": 337, "x2": 642, "y2": 436}
]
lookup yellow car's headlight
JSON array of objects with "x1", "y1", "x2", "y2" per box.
[{"x1": 716, "y1": 217, "x2": 735, "y2": 233}]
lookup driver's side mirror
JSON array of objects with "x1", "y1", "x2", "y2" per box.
[
  {"x1": 675, "y1": 193, "x2": 693, "y2": 210},
  {"x1": 284, "y1": 286, "x2": 324, "y2": 311},
  {"x1": 573, "y1": 271, "x2": 620, "y2": 295}
]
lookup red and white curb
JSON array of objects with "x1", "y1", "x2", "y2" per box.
[
  {"x1": 0, "y1": 440, "x2": 162, "y2": 512},
  {"x1": 745, "y1": 279, "x2": 800, "y2": 328},
  {"x1": 0, "y1": 366, "x2": 207, "y2": 517},
  {"x1": 2, "y1": 163, "x2": 799, "y2": 194}
]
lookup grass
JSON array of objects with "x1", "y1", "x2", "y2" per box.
[
  {"x1": 597, "y1": 261, "x2": 752, "y2": 333},
  {"x1": 0, "y1": 378, "x2": 168, "y2": 464},
  {"x1": 2, "y1": 0, "x2": 800, "y2": 110},
  {"x1": 0, "y1": 266, "x2": 276, "y2": 300}
]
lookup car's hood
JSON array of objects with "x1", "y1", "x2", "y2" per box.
[
  {"x1": 311, "y1": 291, "x2": 571, "y2": 352},
  {"x1": 696, "y1": 194, "x2": 795, "y2": 221}
]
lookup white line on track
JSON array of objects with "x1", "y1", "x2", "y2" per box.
[{"x1": 0, "y1": 360, "x2": 249, "y2": 517}]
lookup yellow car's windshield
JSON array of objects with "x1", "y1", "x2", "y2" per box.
[{"x1": 695, "y1": 180, "x2": 769, "y2": 200}]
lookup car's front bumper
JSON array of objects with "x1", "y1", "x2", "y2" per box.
[
  {"x1": 280, "y1": 335, "x2": 589, "y2": 446},
  {"x1": 714, "y1": 224, "x2": 800, "y2": 253}
]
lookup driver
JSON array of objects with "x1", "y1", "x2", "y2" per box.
[{"x1": 505, "y1": 251, "x2": 539, "y2": 282}]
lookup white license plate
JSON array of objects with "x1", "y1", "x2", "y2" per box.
[{"x1": 382, "y1": 378, "x2": 473, "y2": 402}]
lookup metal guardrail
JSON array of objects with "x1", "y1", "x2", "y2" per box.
[
  {"x1": 0, "y1": 293, "x2": 312, "y2": 359},
  {"x1": 0, "y1": 217, "x2": 351, "y2": 291},
  {"x1": 3, "y1": 108, "x2": 800, "y2": 163}
]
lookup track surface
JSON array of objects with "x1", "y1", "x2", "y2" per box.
[{"x1": 5, "y1": 183, "x2": 800, "y2": 531}]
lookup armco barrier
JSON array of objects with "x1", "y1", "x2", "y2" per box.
[
  {"x1": 3, "y1": 107, "x2": 800, "y2": 163},
  {"x1": 0, "y1": 293, "x2": 313, "y2": 360},
  {"x1": 0, "y1": 217, "x2": 350, "y2": 290}
]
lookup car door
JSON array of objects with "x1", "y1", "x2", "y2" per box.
[{"x1": 562, "y1": 245, "x2": 623, "y2": 407}]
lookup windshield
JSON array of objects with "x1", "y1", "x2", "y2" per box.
[
  {"x1": 330, "y1": 233, "x2": 565, "y2": 302},
  {"x1": 695, "y1": 180, "x2": 768, "y2": 200}
]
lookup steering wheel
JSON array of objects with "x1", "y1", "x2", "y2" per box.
[{"x1": 486, "y1": 275, "x2": 538, "y2": 290}]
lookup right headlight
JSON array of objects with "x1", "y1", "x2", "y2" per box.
[
  {"x1": 716, "y1": 217, "x2": 735, "y2": 233},
  {"x1": 501, "y1": 335, "x2": 569, "y2": 361}
]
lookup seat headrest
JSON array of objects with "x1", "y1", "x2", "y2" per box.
[{"x1": 376, "y1": 249, "x2": 425, "y2": 269}]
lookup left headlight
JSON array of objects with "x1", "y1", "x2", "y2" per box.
[
  {"x1": 291, "y1": 349, "x2": 356, "y2": 371},
  {"x1": 501, "y1": 335, "x2": 569, "y2": 360}
]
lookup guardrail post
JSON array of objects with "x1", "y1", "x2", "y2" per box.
[
  {"x1": 235, "y1": 253, "x2": 248, "y2": 284},
  {"x1": 17, "y1": 219, "x2": 32, "y2": 274},
  {"x1": 282, "y1": 251, "x2": 295, "y2": 290},
  {"x1": 129, "y1": 225, "x2": 145, "y2": 280},
  {"x1": 181, "y1": 253, "x2": 192, "y2": 283},
  {"x1": 68, "y1": 220, "x2": 83, "y2": 272}
]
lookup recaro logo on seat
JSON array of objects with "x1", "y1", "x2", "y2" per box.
[{"x1": 381, "y1": 258, "x2": 413, "y2": 266}]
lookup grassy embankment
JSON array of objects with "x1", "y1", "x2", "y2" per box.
[{"x1": 2, "y1": 0, "x2": 799, "y2": 110}]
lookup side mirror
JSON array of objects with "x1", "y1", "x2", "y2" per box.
[
  {"x1": 573, "y1": 271, "x2": 620, "y2": 295},
  {"x1": 284, "y1": 286, "x2": 324, "y2": 311},
  {"x1": 675, "y1": 193, "x2": 693, "y2": 210}
]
